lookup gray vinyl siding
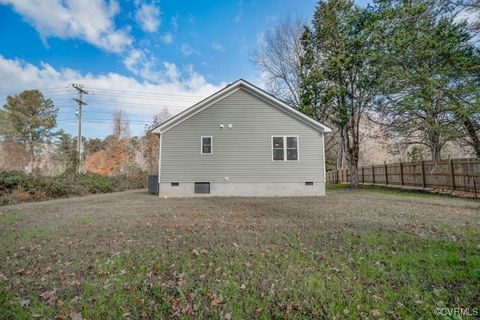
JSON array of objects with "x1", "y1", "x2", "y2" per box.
[{"x1": 160, "y1": 88, "x2": 325, "y2": 183}]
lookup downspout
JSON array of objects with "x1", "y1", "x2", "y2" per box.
[
  {"x1": 158, "y1": 133, "x2": 162, "y2": 196},
  {"x1": 322, "y1": 132, "x2": 326, "y2": 185}
]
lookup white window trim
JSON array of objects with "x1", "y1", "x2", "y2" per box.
[
  {"x1": 271, "y1": 135, "x2": 300, "y2": 162},
  {"x1": 200, "y1": 136, "x2": 213, "y2": 155}
]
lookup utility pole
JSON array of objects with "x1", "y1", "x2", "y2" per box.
[{"x1": 72, "y1": 83, "x2": 88, "y2": 174}]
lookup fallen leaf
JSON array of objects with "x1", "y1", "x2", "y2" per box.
[
  {"x1": 20, "y1": 299, "x2": 30, "y2": 307},
  {"x1": 71, "y1": 313, "x2": 83, "y2": 320},
  {"x1": 40, "y1": 290, "x2": 56, "y2": 301},
  {"x1": 211, "y1": 298, "x2": 223, "y2": 307},
  {"x1": 371, "y1": 309, "x2": 380, "y2": 317}
]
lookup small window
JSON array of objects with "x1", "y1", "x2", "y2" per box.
[
  {"x1": 171, "y1": 182, "x2": 179, "y2": 186},
  {"x1": 194, "y1": 182, "x2": 210, "y2": 194},
  {"x1": 305, "y1": 181, "x2": 314, "y2": 186},
  {"x1": 201, "y1": 136, "x2": 212, "y2": 154},
  {"x1": 272, "y1": 137, "x2": 284, "y2": 161},
  {"x1": 287, "y1": 137, "x2": 298, "y2": 160},
  {"x1": 272, "y1": 136, "x2": 299, "y2": 161}
]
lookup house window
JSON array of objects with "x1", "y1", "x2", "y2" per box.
[
  {"x1": 272, "y1": 136, "x2": 299, "y2": 161},
  {"x1": 201, "y1": 136, "x2": 212, "y2": 154}
]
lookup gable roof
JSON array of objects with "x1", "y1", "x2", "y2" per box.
[{"x1": 151, "y1": 79, "x2": 332, "y2": 134}]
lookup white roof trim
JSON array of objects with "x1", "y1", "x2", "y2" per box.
[{"x1": 152, "y1": 79, "x2": 332, "y2": 134}]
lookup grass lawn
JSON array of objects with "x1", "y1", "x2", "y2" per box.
[{"x1": 0, "y1": 186, "x2": 479, "y2": 319}]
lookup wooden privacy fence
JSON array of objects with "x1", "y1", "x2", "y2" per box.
[{"x1": 326, "y1": 158, "x2": 480, "y2": 197}]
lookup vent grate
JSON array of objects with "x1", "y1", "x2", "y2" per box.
[{"x1": 194, "y1": 182, "x2": 210, "y2": 194}]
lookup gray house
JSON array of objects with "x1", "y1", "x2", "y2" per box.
[{"x1": 152, "y1": 79, "x2": 331, "y2": 197}]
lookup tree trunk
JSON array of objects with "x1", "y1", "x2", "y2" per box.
[
  {"x1": 344, "y1": 127, "x2": 360, "y2": 189},
  {"x1": 463, "y1": 118, "x2": 480, "y2": 158},
  {"x1": 430, "y1": 143, "x2": 442, "y2": 163},
  {"x1": 428, "y1": 133, "x2": 443, "y2": 163},
  {"x1": 349, "y1": 161, "x2": 360, "y2": 188},
  {"x1": 28, "y1": 145, "x2": 39, "y2": 176}
]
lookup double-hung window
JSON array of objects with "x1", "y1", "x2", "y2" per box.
[
  {"x1": 201, "y1": 136, "x2": 212, "y2": 154},
  {"x1": 272, "y1": 136, "x2": 299, "y2": 161}
]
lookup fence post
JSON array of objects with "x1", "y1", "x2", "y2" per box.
[
  {"x1": 372, "y1": 165, "x2": 375, "y2": 184},
  {"x1": 474, "y1": 178, "x2": 477, "y2": 200},
  {"x1": 399, "y1": 161, "x2": 404, "y2": 186},
  {"x1": 384, "y1": 162, "x2": 388, "y2": 185},
  {"x1": 362, "y1": 166, "x2": 365, "y2": 184},
  {"x1": 449, "y1": 158, "x2": 455, "y2": 193},
  {"x1": 421, "y1": 160, "x2": 426, "y2": 189}
]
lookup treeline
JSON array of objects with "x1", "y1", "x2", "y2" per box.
[
  {"x1": 0, "y1": 90, "x2": 168, "y2": 176},
  {"x1": 0, "y1": 90, "x2": 169, "y2": 203},
  {"x1": 254, "y1": 0, "x2": 479, "y2": 187}
]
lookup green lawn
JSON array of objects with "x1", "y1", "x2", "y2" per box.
[{"x1": 0, "y1": 187, "x2": 479, "y2": 319}]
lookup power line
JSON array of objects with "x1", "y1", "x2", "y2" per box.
[{"x1": 86, "y1": 87, "x2": 204, "y2": 98}]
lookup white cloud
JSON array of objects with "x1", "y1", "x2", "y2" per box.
[
  {"x1": 123, "y1": 49, "x2": 159, "y2": 82},
  {"x1": 161, "y1": 32, "x2": 173, "y2": 44},
  {"x1": 0, "y1": 55, "x2": 225, "y2": 126},
  {"x1": 180, "y1": 43, "x2": 198, "y2": 56},
  {"x1": 211, "y1": 41, "x2": 225, "y2": 52},
  {"x1": 135, "y1": 2, "x2": 161, "y2": 33},
  {"x1": 171, "y1": 16, "x2": 178, "y2": 32},
  {"x1": 0, "y1": 0, "x2": 132, "y2": 53},
  {"x1": 235, "y1": 0, "x2": 244, "y2": 23}
]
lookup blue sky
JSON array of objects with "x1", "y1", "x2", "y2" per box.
[{"x1": 0, "y1": 0, "x2": 367, "y2": 138}]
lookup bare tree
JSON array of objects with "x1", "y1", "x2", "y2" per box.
[
  {"x1": 143, "y1": 108, "x2": 172, "y2": 174},
  {"x1": 252, "y1": 17, "x2": 344, "y2": 169},
  {"x1": 112, "y1": 110, "x2": 130, "y2": 139},
  {"x1": 252, "y1": 17, "x2": 305, "y2": 108},
  {"x1": 151, "y1": 107, "x2": 172, "y2": 128}
]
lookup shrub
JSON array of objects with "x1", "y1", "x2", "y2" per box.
[
  {"x1": 0, "y1": 171, "x2": 35, "y2": 192},
  {"x1": 78, "y1": 174, "x2": 114, "y2": 193},
  {"x1": 37, "y1": 176, "x2": 73, "y2": 198},
  {"x1": 0, "y1": 170, "x2": 144, "y2": 205}
]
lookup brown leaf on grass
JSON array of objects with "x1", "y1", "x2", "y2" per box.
[
  {"x1": 69, "y1": 280, "x2": 81, "y2": 286},
  {"x1": 255, "y1": 308, "x2": 264, "y2": 314},
  {"x1": 15, "y1": 268, "x2": 33, "y2": 275},
  {"x1": 371, "y1": 309, "x2": 380, "y2": 317},
  {"x1": 211, "y1": 298, "x2": 223, "y2": 307},
  {"x1": 20, "y1": 299, "x2": 30, "y2": 307},
  {"x1": 70, "y1": 313, "x2": 83, "y2": 320},
  {"x1": 192, "y1": 248, "x2": 207, "y2": 256},
  {"x1": 40, "y1": 290, "x2": 56, "y2": 300}
]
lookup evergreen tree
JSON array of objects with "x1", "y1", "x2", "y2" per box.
[
  {"x1": 300, "y1": 0, "x2": 380, "y2": 188},
  {"x1": 0, "y1": 90, "x2": 58, "y2": 173},
  {"x1": 372, "y1": 0, "x2": 480, "y2": 160}
]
